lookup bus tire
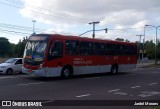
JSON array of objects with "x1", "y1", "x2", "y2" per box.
[
  {"x1": 110, "y1": 64, "x2": 118, "y2": 74},
  {"x1": 6, "y1": 68, "x2": 13, "y2": 75},
  {"x1": 61, "y1": 67, "x2": 72, "y2": 79}
]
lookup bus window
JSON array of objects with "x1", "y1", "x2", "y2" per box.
[
  {"x1": 133, "y1": 46, "x2": 138, "y2": 55},
  {"x1": 80, "y1": 42, "x2": 93, "y2": 55},
  {"x1": 48, "y1": 41, "x2": 63, "y2": 60},
  {"x1": 116, "y1": 44, "x2": 125, "y2": 55},
  {"x1": 94, "y1": 43, "x2": 105, "y2": 55},
  {"x1": 65, "y1": 40, "x2": 79, "y2": 55},
  {"x1": 126, "y1": 45, "x2": 132, "y2": 55},
  {"x1": 106, "y1": 44, "x2": 115, "y2": 55}
]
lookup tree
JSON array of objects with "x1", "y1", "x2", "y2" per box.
[
  {"x1": 145, "y1": 40, "x2": 155, "y2": 59},
  {"x1": 125, "y1": 39, "x2": 130, "y2": 42},
  {"x1": 14, "y1": 37, "x2": 28, "y2": 57},
  {"x1": 115, "y1": 38, "x2": 124, "y2": 41},
  {"x1": 157, "y1": 39, "x2": 160, "y2": 60},
  {"x1": 0, "y1": 37, "x2": 11, "y2": 57}
]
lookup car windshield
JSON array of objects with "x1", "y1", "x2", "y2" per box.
[{"x1": 5, "y1": 58, "x2": 17, "y2": 63}]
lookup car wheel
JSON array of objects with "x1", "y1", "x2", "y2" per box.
[{"x1": 6, "y1": 68, "x2": 13, "y2": 75}]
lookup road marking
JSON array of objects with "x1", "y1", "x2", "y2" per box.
[
  {"x1": 108, "y1": 89, "x2": 120, "y2": 93},
  {"x1": 18, "y1": 82, "x2": 44, "y2": 86},
  {"x1": 131, "y1": 86, "x2": 141, "y2": 89},
  {"x1": 138, "y1": 91, "x2": 160, "y2": 98},
  {"x1": 76, "y1": 94, "x2": 91, "y2": 98},
  {"x1": 149, "y1": 83, "x2": 157, "y2": 85},
  {"x1": 84, "y1": 77, "x2": 101, "y2": 79},
  {"x1": 114, "y1": 92, "x2": 128, "y2": 96},
  {"x1": 0, "y1": 76, "x2": 16, "y2": 79}
]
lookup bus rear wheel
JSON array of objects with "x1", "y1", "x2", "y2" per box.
[
  {"x1": 61, "y1": 67, "x2": 72, "y2": 79},
  {"x1": 110, "y1": 64, "x2": 118, "y2": 74}
]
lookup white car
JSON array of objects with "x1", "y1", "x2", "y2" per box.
[{"x1": 0, "y1": 58, "x2": 23, "y2": 75}]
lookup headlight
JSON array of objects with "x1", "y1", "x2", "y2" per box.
[{"x1": 0, "y1": 66, "x2": 6, "y2": 68}]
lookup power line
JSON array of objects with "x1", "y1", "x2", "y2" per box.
[
  {"x1": 0, "y1": 29, "x2": 30, "y2": 35},
  {"x1": 7, "y1": 0, "x2": 92, "y2": 22},
  {"x1": 0, "y1": 0, "x2": 91, "y2": 23},
  {"x1": 108, "y1": 27, "x2": 145, "y2": 31},
  {"x1": 0, "y1": 23, "x2": 44, "y2": 32}
]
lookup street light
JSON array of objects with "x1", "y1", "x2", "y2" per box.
[
  {"x1": 79, "y1": 28, "x2": 108, "y2": 36},
  {"x1": 32, "y1": 20, "x2": 36, "y2": 34},
  {"x1": 145, "y1": 25, "x2": 160, "y2": 64}
]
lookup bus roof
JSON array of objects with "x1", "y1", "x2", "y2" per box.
[{"x1": 33, "y1": 34, "x2": 137, "y2": 45}]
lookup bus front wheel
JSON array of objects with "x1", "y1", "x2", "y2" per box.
[
  {"x1": 110, "y1": 64, "x2": 118, "y2": 74},
  {"x1": 61, "y1": 67, "x2": 72, "y2": 79}
]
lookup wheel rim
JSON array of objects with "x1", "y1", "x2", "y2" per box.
[
  {"x1": 112, "y1": 67, "x2": 116, "y2": 73},
  {"x1": 63, "y1": 69, "x2": 70, "y2": 78},
  {"x1": 7, "y1": 69, "x2": 12, "y2": 75},
  {"x1": 112, "y1": 66, "x2": 117, "y2": 74}
]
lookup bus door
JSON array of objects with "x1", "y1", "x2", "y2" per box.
[{"x1": 47, "y1": 40, "x2": 63, "y2": 67}]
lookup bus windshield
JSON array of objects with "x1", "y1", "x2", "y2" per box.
[{"x1": 23, "y1": 41, "x2": 47, "y2": 65}]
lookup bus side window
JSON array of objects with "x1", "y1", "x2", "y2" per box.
[
  {"x1": 65, "y1": 40, "x2": 79, "y2": 55},
  {"x1": 94, "y1": 43, "x2": 105, "y2": 55},
  {"x1": 48, "y1": 41, "x2": 63, "y2": 60},
  {"x1": 80, "y1": 42, "x2": 93, "y2": 55},
  {"x1": 133, "y1": 45, "x2": 138, "y2": 55},
  {"x1": 105, "y1": 44, "x2": 112, "y2": 55}
]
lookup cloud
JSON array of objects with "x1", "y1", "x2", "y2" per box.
[{"x1": 20, "y1": 0, "x2": 160, "y2": 41}]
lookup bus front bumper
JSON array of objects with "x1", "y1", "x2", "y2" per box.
[{"x1": 22, "y1": 66, "x2": 46, "y2": 77}]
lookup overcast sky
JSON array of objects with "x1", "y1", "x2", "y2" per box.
[{"x1": 0, "y1": 0, "x2": 160, "y2": 43}]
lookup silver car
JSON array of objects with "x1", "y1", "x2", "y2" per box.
[{"x1": 0, "y1": 58, "x2": 22, "y2": 75}]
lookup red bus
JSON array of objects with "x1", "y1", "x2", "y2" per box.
[{"x1": 22, "y1": 34, "x2": 138, "y2": 78}]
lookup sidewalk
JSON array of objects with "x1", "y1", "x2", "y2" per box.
[{"x1": 136, "y1": 60, "x2": 160, "y2": 68}]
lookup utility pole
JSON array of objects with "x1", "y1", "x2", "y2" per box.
[
  {"x1": 136, "y1": 35, "x2": 144, "y2": 67},
  {"x1": 89, "y1": 21, "x2": 100, "y2": 38}
]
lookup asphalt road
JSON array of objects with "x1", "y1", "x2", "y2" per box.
[{"x1": 0, "y1": 67, "x2": 160, "y2": 109}]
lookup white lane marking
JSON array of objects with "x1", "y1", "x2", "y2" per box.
[
  {"x1": 138, "y1": 91, "x2": 160, "y2": 98},
  {"x1": 138, "y1": 94, "x2": 153, "y2": 98},
  {"x1": 131, "y1": 86, "x2": 141, "y2": 89},
  {"x1": 114, "y1": 92, "x2": 128, "y2": 96},
  {"x1": 0, "y1": 76, "x2": 16, "y2": 79},
  {"x1": 108, "y1": 89, "x2": 120, "y2": 93},
  {"x1": 84, "y1": 77, "x2": 101, "y2": 79},
  {"x1": 18, "y1": 82, "x2": 44, "y2": 86},
  {"x1": 149, "y1": 83, "x2": 157, "y2": 86},
  {"x1": 76, "y1": 94, "x2": 91, "y2": 98}
]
